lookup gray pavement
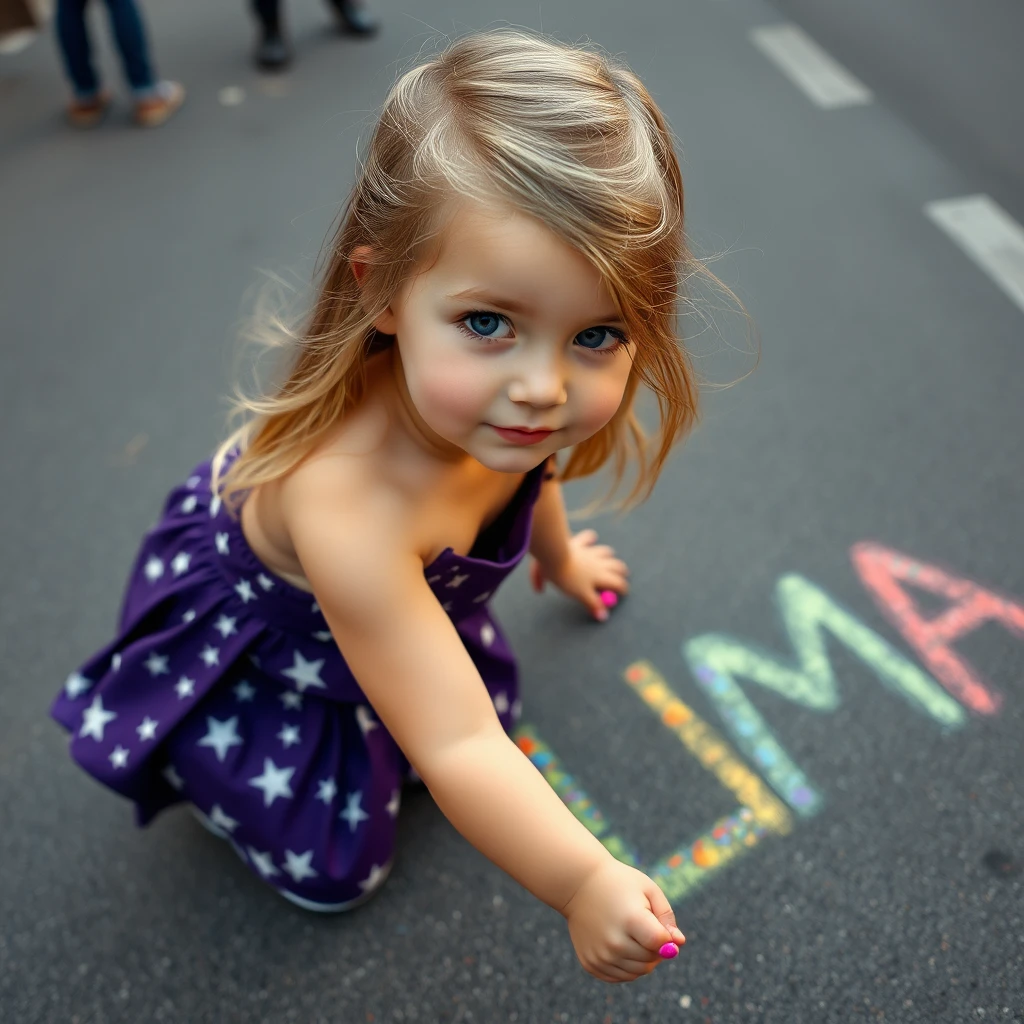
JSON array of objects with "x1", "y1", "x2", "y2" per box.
[{"x1": 1, "y1": 1, "x2": 1022, "y2": 1022}]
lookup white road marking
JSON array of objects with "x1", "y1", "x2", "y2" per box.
[
  {"x1": 926, "y1": 195, "x2": 1024, "y2": 315},
  {"x1": 750, "y1": 24, "x2": 872, "y2": 109}
]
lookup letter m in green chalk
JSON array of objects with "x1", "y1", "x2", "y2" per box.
[{"x1": 684, "y1": 574, "x2": 966, "y2": 818}]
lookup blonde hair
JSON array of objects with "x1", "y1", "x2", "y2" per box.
[{"x1": 215, "y1": 29, "x2": 708, "y2": 510}]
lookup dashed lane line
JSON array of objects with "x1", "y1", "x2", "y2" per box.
[
  {"x1": 750, "y1": 23, "x2": 872, "y2": 109},
  {"x1": 926, "y1": 194, "x2": 1024, "y2": 316}
]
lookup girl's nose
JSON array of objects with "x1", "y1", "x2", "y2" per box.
[{"x1": 507, "y1": 359, "x2": 568, "y2": 408}]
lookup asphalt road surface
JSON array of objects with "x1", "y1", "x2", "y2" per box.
[{"x1": 1, "y1": 1, "x2": 1022, "y2": 1022}]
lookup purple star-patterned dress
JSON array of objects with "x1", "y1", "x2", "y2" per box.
[{"x1": 52, "y1": 457, "x2": 544, "y2": 911}]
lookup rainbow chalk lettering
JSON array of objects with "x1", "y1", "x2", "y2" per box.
[
  {"x1": 683, "y1": 574, "x2": 966, "y2": 816},
  {"x1": 515, "y1": 661, "x2": 792, "y2": 903},
  {"x1": 514, "y1": 543, "x2": 1020, "y2": 907},
  {"x1": 852, "y1": 542, "x2": 1024, "y2": 716}
]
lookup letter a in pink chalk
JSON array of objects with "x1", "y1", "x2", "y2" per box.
[{"x1": 851, "y1": 542, "x2": 1024, "y2": 716}]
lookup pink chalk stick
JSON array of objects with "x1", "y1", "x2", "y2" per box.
[
  {"x1": 659, "y1": 942, "x2": 679, "y2": 959},
  {"x1": 599, "y1": 590, "x2": 619, "y2": 609}
]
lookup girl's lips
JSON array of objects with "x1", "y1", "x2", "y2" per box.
[{"x1": 490, "y1": 425, "x2": 555, "y2": 446}]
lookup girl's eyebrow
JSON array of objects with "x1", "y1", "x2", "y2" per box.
[{"x1": 447, "y1": 288, "x2": 624, "y2": 324}]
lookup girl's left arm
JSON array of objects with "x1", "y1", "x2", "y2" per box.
[{"x1": 528, "y1": 470, "x2": 630, "y2": 621}]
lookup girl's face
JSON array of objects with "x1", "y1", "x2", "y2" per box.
[{"x1": 372, "y1": 200, "x2": 635, "y2": 474}]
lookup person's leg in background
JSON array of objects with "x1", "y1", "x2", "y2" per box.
[
  {"x1": 101, "y1": 0, "x2": 184, "y2": 126},
  {"x1": 55, "y1": 0, "x2": 112, "y2": 125},
  {"x1": 249, "y1": 0, "x2": 378, "y2": 72},
  {"x1": 251, "y1": 0, "x2": 289, "y2": 70}
]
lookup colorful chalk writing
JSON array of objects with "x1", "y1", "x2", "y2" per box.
[
  {"x1": 683, "y1": 574, "x2": 966, "y2": 816},
  {"x1": 852, "y1": 542, "x2": 1024, "y2": 716},
  {"x1": 514, "y1": 543, "x2": 1019, "y2": 905},
  {"x1": 623, "y1": 661, "x2": 792, "y2": 901},
  {"x1": 514, "y1": 663, "x2": 792, "y2": 902}
]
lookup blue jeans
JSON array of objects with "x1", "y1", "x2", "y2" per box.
[{"x1": 55, "y1": 0, "x2": 157, "y2": 99}]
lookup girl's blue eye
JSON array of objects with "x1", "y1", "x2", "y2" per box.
[
  {"x1": 574, "y1": 326, "x2": 625, "y2": 353},
  {"x1": 466, "y1": 313, "x2": 503, "y2": 337}
]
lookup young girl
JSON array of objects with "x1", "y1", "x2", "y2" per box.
[{"x1": 52, "y1": 30, "x2": 700, "y2": 984}]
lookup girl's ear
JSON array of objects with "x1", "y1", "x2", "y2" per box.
[{"x1": 350, "y1": 245, "x2": 398, "y2": 334}]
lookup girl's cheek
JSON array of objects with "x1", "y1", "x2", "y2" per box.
[
  {"x1": 578, "y1": 373, "x2": 630, "y2": 435},
  {"x1": 411, "y1": 353, "x2": 493, "y2": 427}
]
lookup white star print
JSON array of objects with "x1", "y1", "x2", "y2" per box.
[
  {"x1": 480, "y1": 623, "x2": 495, "y2": 647},
  {"x1": 310, "y1": 601, "x2": 320, "y2": 614},
  {"x1": 257, "y1": 574, "x2": 275, "y2": 591},
  {"x1": 64, "y1": 672, "x2": 91, "y2": 699},
  {"x1": 386, "y1": 789, "x2": 401, "y2": 818},
  {"x1": 209, "y1": 495, "x2": 222, "y2": 517},
  {"x1": 234, "y1": 680, "x2": 256, "y2": 702},
  {"x1": 279, "y1": 690, "x2": 303, "y2": 711},
  {"x1": 426, "y1": 575, "x2": 441, "y2": 584},
  {"x1": 209, "y1": 804, "x2": 239, "y2": 834},
  {"x1": 182, "y1": 609, "x2": 196, "y2": 623},
  {"x1": 199, "y1": 644, "x2": 220, "y2": 668},
  {"x1": 180, "y1": 495, "x2": 198, "y2": 514},
  {"x1": 442, "y1": 601, "x2": 453, "y2": 612},
  {"x1": 246, "y1": 847, "x2": 280, "y2": 878},
  {"x1": 339, "y1": 791, "x2": 369, "y2": 831},
  {"x1": 137, "y1": 717, "x2": 159, "y2": 741},
  {"x1": 175, "y1": 676, "x2": 196, "y2": 699},
  {"x1": 109, "y1": 746, "x2": 129, "y2": 769},
  {"x1": 215, "y1": 532, "x2": 230, "y2": 555},
  {"x1": 281, "y1": 651, "x2": 326, "y2": 693},
  {"x1": 163, "y1": 764, "x2": 184, "y2": 790},
  {"x1": 473, "y1": 591, "x2": 491, "y2": 603},
  {"x1": 446, "y1": 573, "x2": 470, "y2": 589},
  {"x1": 511, "y1": 698, "x2": 522, "y2": 722},
  {"x1": 277, "y1": 724, "x2": 301, "y2": 749},
  {"x1": 145, "y1": 652, "x2": 169, "y2": 677},
  {"x1": 316, "y1": 778, "x2": 337, "y2": 804},
  {"x1": 186, "y1": 475, "x2": 201, "y2": 489},
  {"x1": 235, "y1": 579, "x2": 256, "y2": 603},
  {"x1": 248, "y1": 758, "x2": 295, "y2": 807},
  {"x1": 171, "y1": 552, "x2": 192, "y2": 576},
  {"x1": 311, "y1": 631, "x2": 333, "y2": 643},
  {"x1": 79, "y1": 695, "x2": 116, "y2": 741},
  {"x1": 214, "y1": 615, "x2": 237, "y2": 638},
  {"x1": 282, "y1": 849, "x2": 318, "y2": 883},
  {"x1": 111, "y1": 653, "x2": 122, "y2": 671},
  {"x1": 355, "y1": 706, "x2": 378, "y2": 735},
  {"x1": 144, "y1": 556, "x2": 164, "y2": 582},
  {"x1": 198, "y1": 716, "x2": 243, "y2": 762},
  {"x1": 493, "y1": 691, "x2": 509, "y2": 715},
  {"x1": 358, "y1": 863, "x2": 388, "y2": 893}
]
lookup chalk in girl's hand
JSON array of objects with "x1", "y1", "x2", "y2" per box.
[
  {"x1": 599, "y1": 590, "x2": 618, "y2": 609},
  {"x1": 659, "y1": 942, "x2": 679, "y2": 959}
]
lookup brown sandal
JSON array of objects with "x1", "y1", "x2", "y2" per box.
[{"x1": 67, "y1": 90, "x2": 112, "y2": 128}]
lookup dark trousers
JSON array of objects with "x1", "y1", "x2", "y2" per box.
[{"x1": 55, "y1": 0, "x2": 156, "y2": 98}]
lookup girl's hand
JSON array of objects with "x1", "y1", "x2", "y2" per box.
[
  {"x1": 562, "y1": 858, "x2": 686, "y2": 983},
  {"x1": 529, "y1": 529, "x2": 629, "y2": 622}
]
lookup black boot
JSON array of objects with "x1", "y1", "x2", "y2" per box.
[
  {"x1": 327, "y1": 0, "x2": 379, "y2": 35},
  {"x1": 255, "y1": 28, "x2": 291, "y2": 70}
]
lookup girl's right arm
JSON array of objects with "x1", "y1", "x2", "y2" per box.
[{"x1": 286, "y1": 475, "x2": 683, "y2": 982}]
